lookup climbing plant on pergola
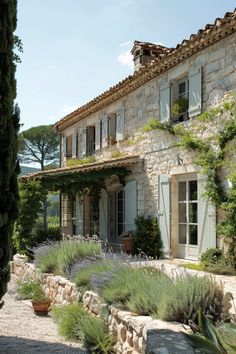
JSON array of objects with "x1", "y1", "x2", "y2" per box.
[{"x1": 14, "y1": 167, "x2": 130, "y2": 254}]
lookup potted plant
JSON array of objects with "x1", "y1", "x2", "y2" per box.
[
  {"x1": 121, "y1": 230, "x2": 134, "y2": 254},
  {"x1": 171, "y1": 97, "x2": 188, "y2": 121},
  {"x1": 31, "y1": 284, "x2": 52, "y2": 316},
  {"x1": 17, "y1": 278, "x2": 51, "y2": 316},
  {"x1": 108, "y1": 135, "x2": 117, "y2": 145}
]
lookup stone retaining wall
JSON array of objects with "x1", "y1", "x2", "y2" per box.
[{"x1": 11, "y1": 259, "x2": 194, "y2": 354}]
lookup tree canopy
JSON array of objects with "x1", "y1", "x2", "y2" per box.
[
  {"x1": 0, "y1": 0, "x2": 20, "y2": 302},
  {"x1": 19, "y1": 125, "x2": 59, "y2": 170}
]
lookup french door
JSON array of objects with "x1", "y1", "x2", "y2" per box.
[{"x1": 178, "y1": 178, "x2": 198, "y2": 259}]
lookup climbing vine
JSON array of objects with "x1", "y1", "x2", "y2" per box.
[{"x1": 16, "y1": 166, "x2": 130, "y2": 252}]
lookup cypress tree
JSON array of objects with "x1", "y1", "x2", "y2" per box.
[{"x1": 0, "y1": 0, "x2": 20, "y2": 301}]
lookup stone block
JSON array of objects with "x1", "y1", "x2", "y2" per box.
[
  {"x1": 117, "y1": 323, "x2": 127, "y2": 342},
  {"x1": 206, "y1": 60, "x2": 221, "y2": 74},
  {"x1": 210, "y1": 48, "x2": 225, "y2": 62}
]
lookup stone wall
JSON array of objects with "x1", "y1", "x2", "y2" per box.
[{"x1": 11, "y1": 259, "x2": 194, "y2": 354}]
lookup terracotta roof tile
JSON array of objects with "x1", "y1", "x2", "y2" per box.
[{"x1": 54, "y1": 8, "x2": 236, "y2": 131}]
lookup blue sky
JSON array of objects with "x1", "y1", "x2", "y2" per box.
[{"x1": 16, "y1": 0, "x2": 236, "y2": 131}]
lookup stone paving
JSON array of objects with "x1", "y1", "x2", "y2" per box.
[{"x1": 0, "y1": 275, "x2": 87, "y2": 354}]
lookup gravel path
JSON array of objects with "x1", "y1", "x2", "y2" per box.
[{"x1": 0, "y1": 275, "x2": 87, "y2": 354}]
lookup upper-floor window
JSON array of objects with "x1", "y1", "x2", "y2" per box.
[{"x1": 160, "y1": 66, "x2": 202, "y2": 124}]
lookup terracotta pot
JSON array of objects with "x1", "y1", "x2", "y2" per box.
[
  {"x1": 122, "y1": 238, "x2": 134, "y2": 253},
  {"x1": 31, "y1": 299, "x2": 52, "y2": 316}
]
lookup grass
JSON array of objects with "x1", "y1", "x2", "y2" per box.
[
  {"x1": 67, "y1": 156, "x2": 96, "y2": 167},
  {"x1": 52, "y1": 303, "x2": 87, "y2": 340},
  {"x1": 181, "y1": 262, "x2": 205, "y2": 271},
  {"x1": 35, "y1": 241, "x2": 102, "y2": 275},
  {"x1": 52, "y1": 303, "x2": 116, "y2": 353}
]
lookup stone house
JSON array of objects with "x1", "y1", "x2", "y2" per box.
[{"x1": 27, "y1": 9, "x2": 236, "y2": 260}]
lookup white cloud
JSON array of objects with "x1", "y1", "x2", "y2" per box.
[
  {"x1": 118, "y1": 50, "x2": 133, "y2": 67},
  {"x1": 61, "y1": 104, "x2": 78, "y2": 115},
  {"x1": 119, "y1": 41, "x2": 132, "y2": 47}
]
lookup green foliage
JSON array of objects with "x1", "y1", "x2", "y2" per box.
[
  {"x1": 110, "y1": 150, "x2": 124, "y2": 159},
  {"x1": 133, "y1": 215, "x2": 162, "y2": 258},
  {"x1": 171, "y1": 97, "x2": 188, "y2": 117},
  {"x1": 183, "y1": 311, "x2": 229, "y2": 354},
  {"x1": 142, "y1": 118, "x2": 174, "y2": 134},
  {"x1": 35, "y1": 241, "x2": 102, "y2": 275},
  {"x1": 157, "y1": 275, "x2": 223, "y2": 323},
  {"x1": 198, "y1": 106, "x2": 222, "y2": 122},
  {"x1": 74, "y1": 260, "x2": 115, "y2": 289},
  {"x1": 217, "y1": 172, "x2": 236, "y2": 240},
  {"x1": 200, "y1": 248, "x2": 223, "y2": 264},
  {"x1": 19, "y1": 125, "x2": 59, "y2": 170},
  {"x1": 35, "y1": 226, "x2": 61, "y2": 244},
  {"x1": 13, "y1": 180, "x2": 45, "y2": 255},
  {"x1": 80, "y1": 315, "x2": 116, "y2": 354},
  {"x1": 51, "y1": 303, "x2": 87, "y2": 340},
  {"x1": 52, "y1": 303, "x2": 116, "y2": 353},
  {"x1": 17, "y1": 278, "x2": 47, "y2": 301},
  {"x1": 217, "y1": 323, "x2": 236, "y2": 353},
  {"x1": 67, "y1": 156, "x2": 96, "y2": 167},
  {"x1": 0, "y1": 0, "x2": 20, "y2": 301}
]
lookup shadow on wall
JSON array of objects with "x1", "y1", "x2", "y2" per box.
[{"x1": 0, "y1": 336, "x2": 87, "y2": 354}]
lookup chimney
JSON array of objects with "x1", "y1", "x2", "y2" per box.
[{"x1": 131, "y1": 41, "x2": 170, "y2": 72}]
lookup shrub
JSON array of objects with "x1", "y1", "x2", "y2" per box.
[
  {"x1": 17, "y1": 279, "x2": 43, "y2": 300},
  {"x1": 200, "y1": 248, "x2": 223, "y2": 264},
  {"x1": 34, "y1": 241, "x2": 102, "y2": 275},
  {"x1": 133, "y1": 215, "x2": 162, "y2": 258},
  {"x1": 126, "y1": 272, "x2": 172, "y2": 315},
  {"x1": 79, "y1": 315, "x2": 116, "y2": 354},
  {"x1": 157, "y1": 274, "x2": 223, "y2": 323},
  {"x1": 171, "y1": 97, "x2": 188, "y2": 117},
  {"x1": 67, "y1": 156, "x2": 96, "y2": 167},
  {"x1": 34, "y1": 226, "x2": 61, "y2": 245},
  {"x1": 74, "y1": 260, "x2": 115, "y2": 289},
  {"x1": 51, "y1": 303, "x2": 87, "y2": 340},
  {"x1": 101, "y1": 266, "x2": 137, "y2": 305},
  {"x1": 52, "y1": 303, "x2": 116, "y2": 353}
]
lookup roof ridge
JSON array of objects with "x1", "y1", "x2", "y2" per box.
[{"x1": 54, "y1": 8, "x2": 236, "y2": 131}]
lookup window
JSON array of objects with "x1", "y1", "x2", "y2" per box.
[
  {"x1": 64, "y1": 135, "x2": 72, "y2": 158},
  {"x1": 87, "y1": 126, "x2": 95, "y2": 155},
  {"x1": 159, "y1": 66, "x2": 202, "y2": 123},
  {"x1": 178, "y1": 180, "x2": 198, "y2": 246},
  {"x1": 171, "y1": 76, "x2": 189, "y2": 124},
  {"x1": 117, "y1": 189, "x2": 125, "y2": 237},
  {"x1": 108, "y1": 114, "x2": 116, "y2": 145}
]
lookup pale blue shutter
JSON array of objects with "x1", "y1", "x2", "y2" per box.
[
  {"x1": 188, "y1": 67, "x2": 202, "y2": 117},
  {"x1": 79, "y1": 128, "x2": 87, "y2": 158},
  {"x1": 160, "y1": 81, "x2": 170, "y2": 123},
  {"x1": 95, "y1": 121, "x2": 101, "y2": 151},
  {"x1": 76, "y1": 196, "x2": 84, "y2": 236},
  {"x1": 63, "y1": 136, "x2": 67, "y2": 156},
  {"x1": 124, "y1": 180, "x2": 137, "y2": 231},
  {"x1": 116, "y1": 108, "x2": 124, "y2": 141},
  {"x1": 198, "y1": 175, "x2": 216, "y2": 256},
  {"x1": 72, "y1": 131, "x2": 77, "y2": 158},
  {"x1": 158, "y1": 174, "x2": 170, "y2": 257},
  {"x1": 102, "y1": 115, "x2": 109, "y2": 148},
  {"x1": 99, "y1": 188, "x2": 108, "y2": 241}
]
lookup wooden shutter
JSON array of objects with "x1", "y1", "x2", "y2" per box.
[
  {"x1": 198, "y1": 175, "x2": 216, "y2": 256},
  {"x1": 116, "y1": 108, "x2": 124, "y2": 141},
  {"x1": 72, "y1": 131, "x2": 77, "y2": 158},
  {"x1": 124, "y1": 180, "x2": 137, "y2": 231},
  {"x1": 95, "y1": 121, "x2": 101, "y2": 151},
  {"x1": 102, "y1": 115, "x2": 109, "y2": 148},
  {"x1": 99, "y1": 188, "x2": 108, "y2": 241},
  {"x1": 158, "y1": 174, "x2": 170, "y2": 257},
  {"x1": 79, "y1": 128, "x2": 87, "y2": 158},
  {"x1": 76, "y1": 195, "x2": 84, "y2": 236},
  {"x1": 63, "y1": 136, "x2": 67, "y2": 156},
  {"x1": 188, "y1": 67, "x2": 202, "y2": 117},
  {"x1": 159, "y1": 81, "x2": 170, "y2": 123}
]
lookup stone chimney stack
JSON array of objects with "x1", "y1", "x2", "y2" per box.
[{"x1": 131, "y1": 41, "x2": 170, "y2": 72}]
